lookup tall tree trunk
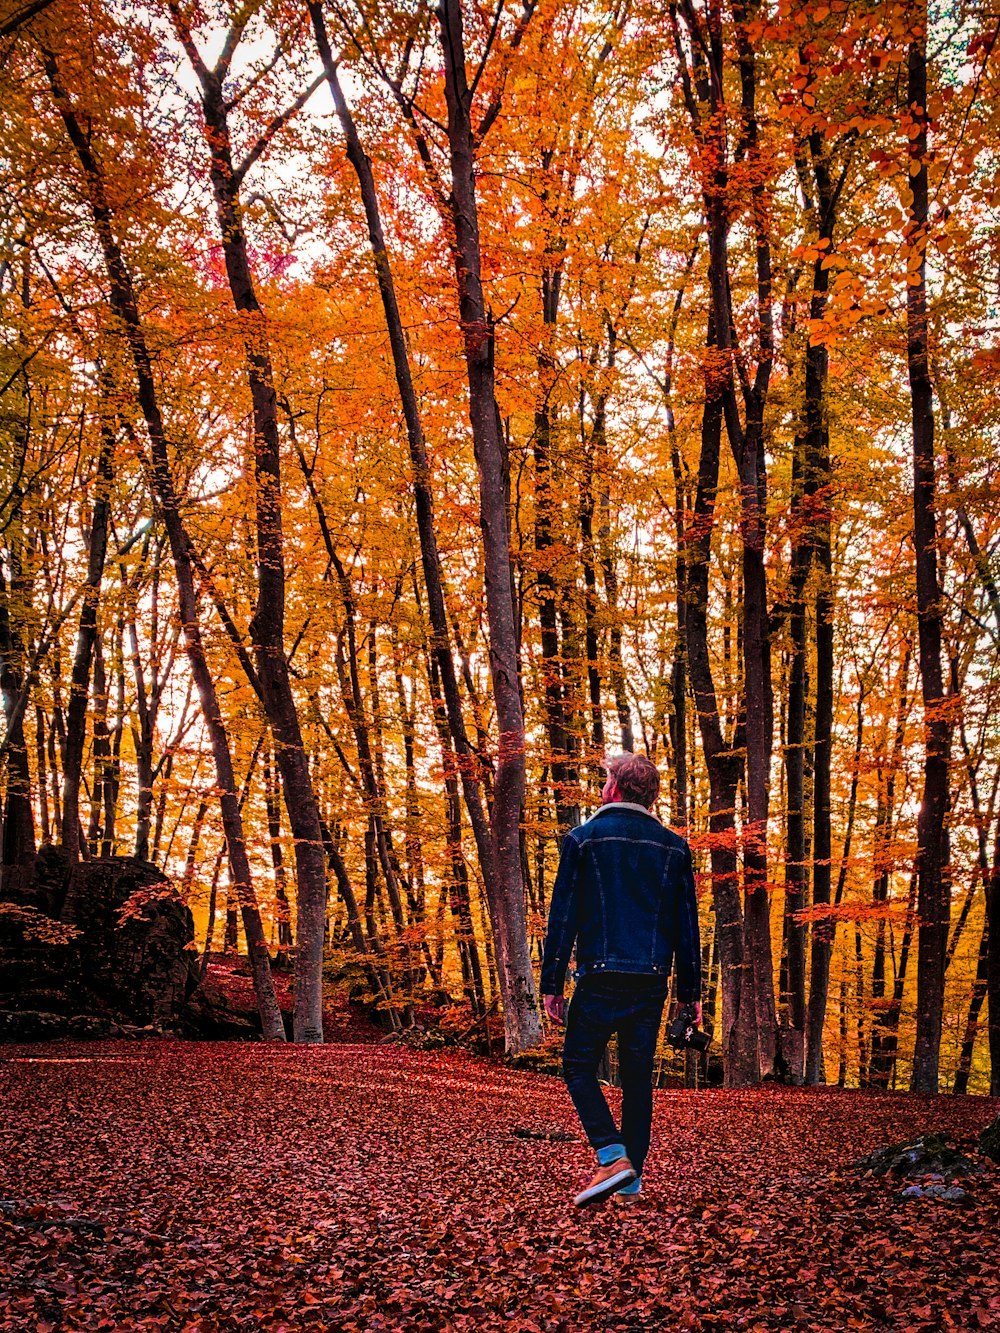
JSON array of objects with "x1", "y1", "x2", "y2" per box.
[
  {"x1": 952, "y1": 912, "x2": 989, "y2": 1096},
  {"x1": 788, "y1": 115, "x2": 851, "y2": 1086},
  {"x1": 0, "y1": 556, "x2": 35, "y2": 898},
  {"x1": 783, "y1": 496, "x2": 809, "y2": 1073},
  {"x1": 906, "y1": 23, "x2": 951, "y2": 1094},
  {"x1": 533, "y1": 261, "x2": 578, "y2": 831},
  {"x1": 127, "y1": 611, "x2": 155, "y2": 862},
  {"x1": 35, "y1": 705, "x2": 49, "y2": 845},
  {"x1": 87, "y1": 634, "x2": 110, "y2": 854},
  {"x1": 873, "y1": 869, "x2": 919, "y2": 1091},
  {"x1": 800, "y1": 218, "x2": 837, "y2": 1082},
  {"x1": 45, "y1": 57, "x2": 285, "y2": 1042},
  {"x1": 728, "y1": 10, "x2": 777, "y2": 1080},
  {"x1": 436, "y1": 0, "x2": 540, "y2": 1051},
  {"x1": 264, "y1": 749, "x2": 293, "y2": 950},
  {"x1": 685, "y1": 310, "x2": 753, "y2": 1085},
  {"x1": 987, "y1": 832, "x2": 1000, "y2": 1097},
  {"x1": 172, "y1": 41, "x2": 330, "y2": 1044},
  {"x1": 659, "y1": 259, "x2": 697, "y2": 830},
  {"x1": 310, "y1": 10, "x2": 534, "y2": 1046},
  {"x1": 674, "y1": 0, "x2": 776, "y2": 1080}
]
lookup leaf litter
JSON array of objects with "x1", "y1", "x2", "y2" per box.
[{"x1": 1, "y1": 1041, "x2": 997, "y2": 1331}]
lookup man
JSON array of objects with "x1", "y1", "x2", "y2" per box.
[{"x1": 541, "y1": 752, "x2": 702, "y2": 1207}]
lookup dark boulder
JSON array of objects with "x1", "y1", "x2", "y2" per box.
[{"x1": 0, "y1": 849, "x2": 199, "y2": 1040}]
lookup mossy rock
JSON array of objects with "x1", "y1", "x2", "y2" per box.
[{"x1": 853, "y1": 1133, "x2": 985, "y2": 1181}]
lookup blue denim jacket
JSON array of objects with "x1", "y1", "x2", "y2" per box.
[{"x1": 540, "y1": 802, "x2": 701, "y2": 1002}]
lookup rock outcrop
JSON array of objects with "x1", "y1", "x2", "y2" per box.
[{"x1": 0, "y1": 846, "x2": 199, "y2": 1039}]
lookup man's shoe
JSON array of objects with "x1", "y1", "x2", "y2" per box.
[
  {"x1": 612, "y1": 1183, "x2": 643, "y2": 1204},
  {"x1": 573, "y1": 1157, "x2": 637, "y2": 1207}
]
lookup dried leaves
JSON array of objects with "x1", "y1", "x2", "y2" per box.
[{"x1": 1, "y1": 1042, "x2": 998, "y2": 1332}]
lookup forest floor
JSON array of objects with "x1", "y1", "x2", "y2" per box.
[{"x1": 1, "y1": 1040, "x2": 998, "y2": 1333}]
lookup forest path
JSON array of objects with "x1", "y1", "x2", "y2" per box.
[{"x1": 1, "y1": 1041, "x2": 998, "y2": 1332}]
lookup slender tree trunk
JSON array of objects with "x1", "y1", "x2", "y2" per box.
[
  {"x1": 87, "y1": 635, "x2": 109, "y2": 854},
  {"x1": 685, "y1": 310, "x2": 752, "y2": 1085},
  {"x1": 953, "y1": 913, "x2": 989, "y2": 1096},
  {"x1": 201, "y1": 841, "x2": 225, "y2": 969},
  {"x1": 393, "y1": 637, "x2": 441, "y2": 988},
  {"x1": 264, "y1": 750, "x2": 293, "y2": 950},
  {"x1": 660, "y1": 266, "x2": 695, "y2": 830},
  {"x1": 180, "y1": 797, "x2": 209, "y2": 906},
  {"x1": 45, "y1": 59, "x2": 285, "y2": 1041},
  {"x1": 312, "y1": 5, "x2": 538, "y2": 1049},
  {"x1": 127, "y1": 613, "x2": 155, "y2": 862},
  {"x1": 0, "y1": 556, "x2": 36, "y2": 898},
  {"x1": 435, "y1": 0, "x2": 540, "y2": 1050},
  {"x1": 178, "y1": 58, "x2": 330, "y2": 1043},
  {"x1": 579, "y1": 438, "x2": 605, "y2": 756},
  {"x1": 804, "y1": 499, "x2": 835, "y2": 1083},
  {"x1": 35, "y1": 705, "x2": 50, "y2": 845},
  {"x1": 783, "y1": 499, "x2": 809, "y2": 1074},
  {"x1": 867, "y1": 646, "x2": 911, "y2": 1085},
  {"x1": 424, "y1": 640, "x2": 487, "y2": 1016},
  {"x1": 533, "y1": 262, "x2": 578, "y2": 831},
  {"x1": 874, "y1": 869, "x2": 919, "y2": 1090},
  {"x1": 906, "y1": 24, "x2": 951, "y2": 1094},
  {"x1": 310, "y1": 10, "x2": 529, "y2": 1041},
  {"x1": 102, "y1": 623, "x2": 125, "y2": 857},
  {"x1": 987, "y1": 832, "x2": 1000, "y2": 1096}
]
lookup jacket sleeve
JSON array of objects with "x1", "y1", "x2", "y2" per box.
[
  {"x1": 540, "y1": 832, "x2": 581, "y2": 995},
  {"x1": 674, "y1": 842, "x2": 702, "y2": 1004}
]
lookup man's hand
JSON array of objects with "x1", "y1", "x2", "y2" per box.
[
  {"x1": 543, "y1": 993, "x2": 566, "y2": 1026},
  {"x1": 677, "y1": 1000, "x2": 703, "y2": 1026}
]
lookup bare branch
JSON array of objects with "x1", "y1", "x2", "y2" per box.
[
  {"x1": 475, "y1": 0, "x2": 537, "y2": 144},
  {"x1": 232, "y1": 72, "x2": 325, "y2": 190}
]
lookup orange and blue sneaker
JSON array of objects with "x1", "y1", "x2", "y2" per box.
[{"x1": 573, "y1": 1155, "x2": 637, "y2": 1207}]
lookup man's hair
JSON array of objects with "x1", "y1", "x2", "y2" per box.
[{"x1": 606, "y1": 752, "x2": 661, "y2": 808}]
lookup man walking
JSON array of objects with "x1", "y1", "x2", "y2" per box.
[{"x1": 541, "y1": 752, "x2": 702, "y2": 1207}]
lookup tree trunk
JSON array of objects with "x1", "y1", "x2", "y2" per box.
[
  {"x1": 685, "y1": 310, "x2": 753, "y2": 1085},
  {"x1": 988, "y1": 833, "x2": 1000, "y2": 1097},
  {"x1": 179, "y1": 59, "x2": 330, "y2": 1044},
  {"x1": 674, "y1": 1, "x2": 776, "y2": 1080},
  {"x1": 87, "y1": 634, "x2": 110, "y2": 854},
  {"x1": 46, "y1": 57, "x2": 285, "y2": 1042},
  {"x1": 264, "y1": 750, "x2": 293, "y2": 950},
  {"x1": 0, "y1": 556, "x2": 35, "y2": 898},
  {"x1": 873, "y1": 869, "x2": 919, "y2": 1091},
  {"x1": 952, "y1": 912, "x2": 988, "y2": 1096},
  {"x1": 906, "y1": 24, "x2": 951, "y2": 1094},
  {"x1": 127, "y1": 612, "x2": 155, "y2": 862},
  {"x1": 379, "y1": 0, "x2": 540, "y2": 1051},
  {"x1": 310, "y1": 9, "x2": 533, "y2": 1045},
  {"x1": 533, "y1": 262, "x2": 578, "y2": 831},
  {"x1": 783, "y1": 504, "x2": 809, "y2": 1071}
]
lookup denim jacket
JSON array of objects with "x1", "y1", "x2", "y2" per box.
[{"x1": 540, "y1": 802, "x2": 701, "y2": 1002}]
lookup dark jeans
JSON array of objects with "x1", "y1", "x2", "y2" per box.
[{"x1": 562, "y1": 972, "x2": 669, "y2": 1178}]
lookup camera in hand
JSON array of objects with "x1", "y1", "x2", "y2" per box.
[{"x1": 667, "y1": 1003, "x2": 711, "y2": 1053}]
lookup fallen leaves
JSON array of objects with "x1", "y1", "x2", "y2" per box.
[{"x1": 0, "y1": 1041, "x2": 997, "y2": 1331}]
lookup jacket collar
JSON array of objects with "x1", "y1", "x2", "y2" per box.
[{"x1": 589, "y1": 801, "x2": 661, "y2": 824}]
